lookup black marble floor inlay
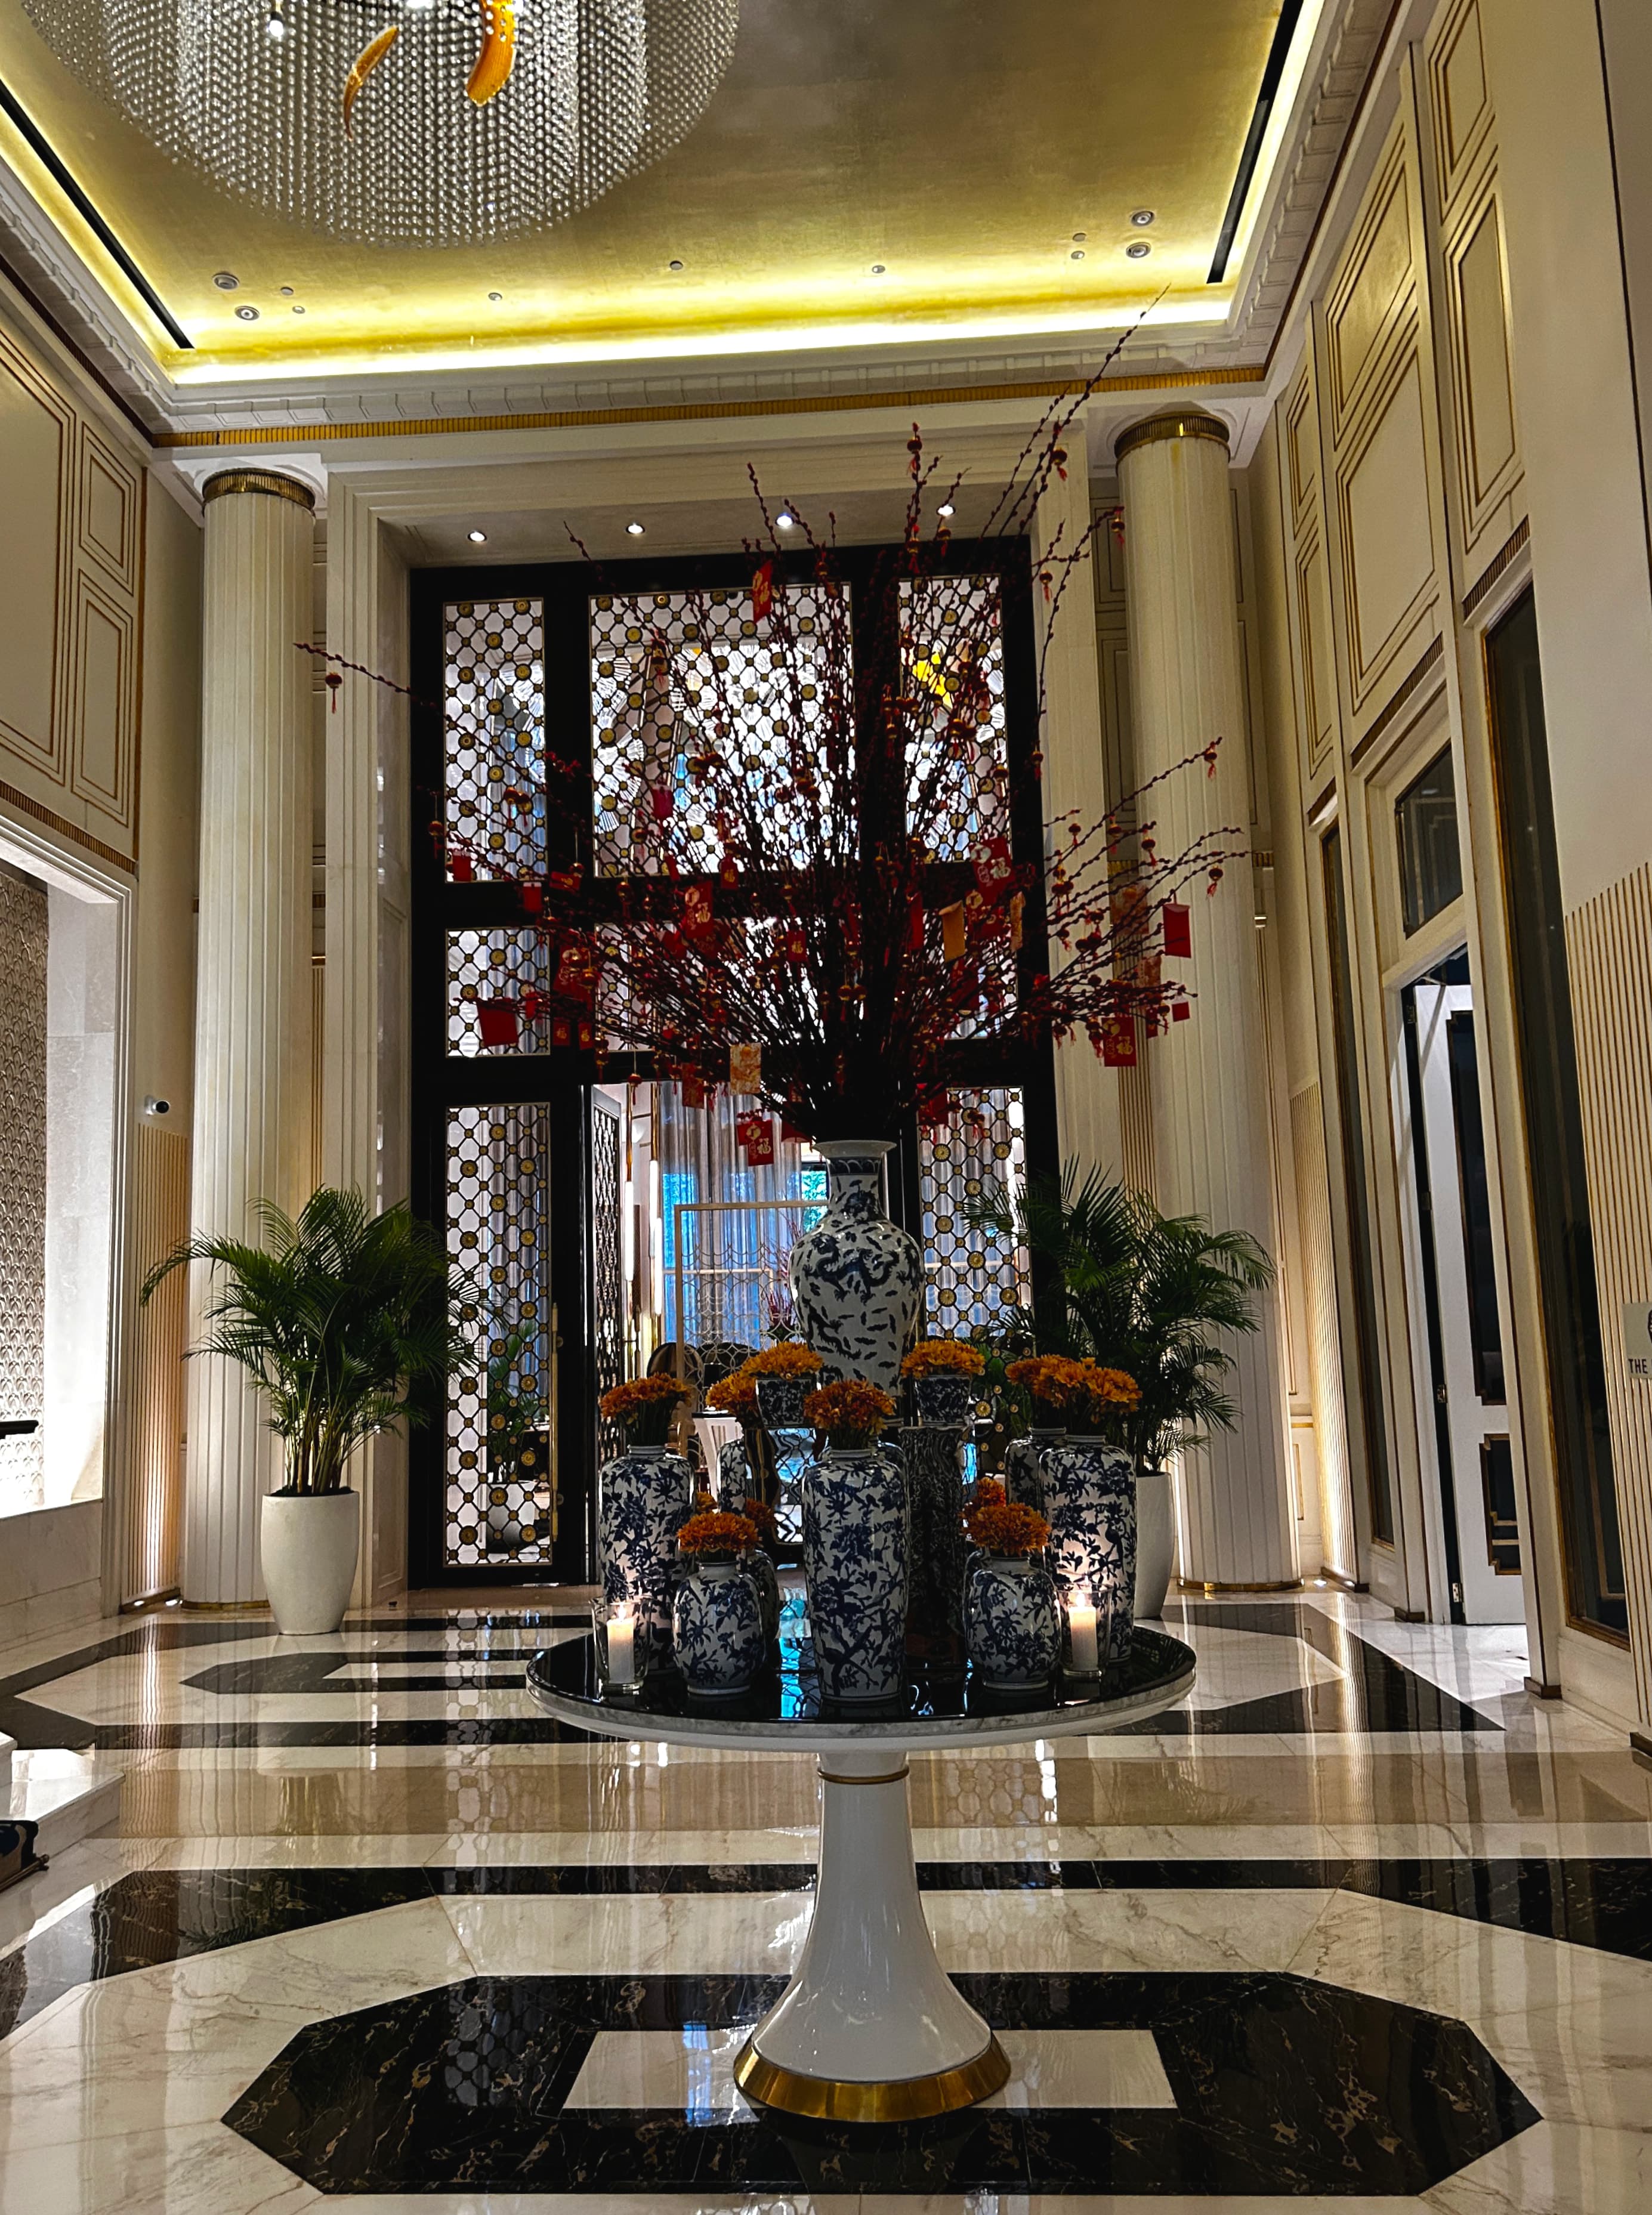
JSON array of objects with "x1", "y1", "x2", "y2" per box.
[
  {"x1": 6, "y1": 1854, "x2": 1650, "y2": 2047},
  {"x1": 224, "y1": 1968, "x2": 1539, "y2": 2197}
]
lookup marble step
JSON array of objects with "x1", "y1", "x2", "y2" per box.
[{"x1": 1, "y1": 1738, "x2": 122, "y2": 1864}]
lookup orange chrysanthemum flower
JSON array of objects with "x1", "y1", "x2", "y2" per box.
[
  {"x1": 901, "y1": 1338, "x2": 987, "y2": 1379},
  {"x1": 802, "y1": 1377, "x2": 896, "y2": 1444}
]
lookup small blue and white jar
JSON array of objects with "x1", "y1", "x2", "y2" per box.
[
  {"x1": 672, "y1": 1559, "x2": 767, "y2": 1697},
  {"x1": 912, "y1": 1371, "x2": 980, "y2": 1428},
  {"x1": 966, "y1": 1553, "x2": 1060, "y2": 1690},
  {"x1": 597, "y1": 1444, "x2": 694, "y2": 1645},
  {"x1": 1004, "y1": 1428, "x2": 1064, "y2": 1519},
  {"x1": 1040, "y1": 1437, "x2": 1137, "y2": 1662},
  {"x1": 801, "y1": 1444, "x2": 909, "y2": 1703}
]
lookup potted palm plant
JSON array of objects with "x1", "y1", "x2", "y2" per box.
[
  {"x1": 143, "y1": 1187, "x2": 474, "y2": 1635},
  {"x1": 980, "y1": 1167, "x2": 1274, "y2": 1618}
]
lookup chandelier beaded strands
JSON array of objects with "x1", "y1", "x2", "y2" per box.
[{"x1": 23, "y1": 0, "x2": 742, "y2": 246}]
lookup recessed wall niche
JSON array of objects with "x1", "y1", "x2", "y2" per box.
[{"x1": 0, "y1": 836, "x2": 119, "y2": 1518}]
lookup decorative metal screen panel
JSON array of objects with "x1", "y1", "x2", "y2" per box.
[
  {"x1": 589, "y1": 584, "x2": 841, "y2": 875},
  {"x1": 0, "y1": 869, "x2": 47, "y2": 1512},
  {"x1": 591, "y1": 1092, "x2": 625, "y2": 1468},
  {"x1": 919, "y1": 1088, "x2": 1031, "y2": 1334},
  {"x1": 447, "y1": 929, "x2": 555, "y2": 1056},
  {"x1": 444, "y1": 1104, "x2": 555, "y2": 1568},
  {"x1": 901, "y1": 574, "x2": 1010, "y2": 860},
  {"x1": 443, "y1": 598, "x2": 546, "y2": 883}
]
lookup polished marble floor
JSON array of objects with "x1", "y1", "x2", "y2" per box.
[{"x1": 1, "y1": 1588, "x2": 1649, "y2": 2211}]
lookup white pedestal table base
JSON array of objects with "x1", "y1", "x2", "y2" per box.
[{"x1": 733, "y1": 1746, "x2": 1008, "y2": 2121}]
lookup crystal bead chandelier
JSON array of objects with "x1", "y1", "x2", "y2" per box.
[{"x1": 23, "y1": 0, "x2": 742, "y2": 247}]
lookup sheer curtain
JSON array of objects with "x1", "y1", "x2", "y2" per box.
[{"x1": 655, "y1": 1083, "x2": 822, "y2": 1349}]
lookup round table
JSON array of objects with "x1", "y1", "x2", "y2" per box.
[{"x1": 528, "y1": 1625, "x2": 1195, "y2": 2126}]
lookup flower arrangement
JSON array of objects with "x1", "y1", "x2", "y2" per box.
[
  {"x1": 736, "y1": 1496, "x2": 779, "y2": 1550},
  {"x1": 964, "y1": 1494, "x2": 1051, "y2": 1558},
  {"x1": 1005, "y1": 1353, "x2": 1092, "y2": 1426},
  {"x1": 705, "y1": 1362, "x2": 760, "y2": 1420},
  {"x1": 747, "y1": 1343, "x2": 825, "y2": 1378},
  {"x1": 802, "y1": 1377, "x2": 896, "y2": 1448},
  {"x1": 901, "y1": 1339, "x2": 987, "y2": 1379},
  {"x1": 677, "y1": 1509, "x2": 760, "y2": 1558},
  {"x1": 600, "y1": 1373, "x2": 688, "y2": 1447}
]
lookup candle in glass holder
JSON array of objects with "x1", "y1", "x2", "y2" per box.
[
  {"x1": 607, "y1": 1609, "x2": 638, "y2": 1686},
  {"x1": 1067, "y1": 1595, "x2": 1100, "y2": 1675}
]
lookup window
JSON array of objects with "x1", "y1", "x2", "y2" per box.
[
  {"x1": 1395, "y1": 745, "x2": 1463, "y2": 933},
  {"x1": 1485, "y1": 590, "x2": 1626, "y2": 1638}
]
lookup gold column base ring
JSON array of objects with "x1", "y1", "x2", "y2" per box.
[{"x1": 733, "y1": 2033, "x2": 1011, "y2": 2123}]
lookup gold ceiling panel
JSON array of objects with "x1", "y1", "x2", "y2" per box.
[{"x1": 0, "y1": 0, "x2": 1286, "y2": 377}]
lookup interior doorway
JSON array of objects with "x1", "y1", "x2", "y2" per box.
[{"x1": 1400, "y1": 952, "x2": 1523, "y2": 1624}]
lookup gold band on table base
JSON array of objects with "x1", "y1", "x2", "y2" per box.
[
  {"x1": 1113, "y1": 410, "x2": 1231, "y2": 462},
  {"x1": 734, "y1": 2034, "x2": 1011, "y2": 2123}
]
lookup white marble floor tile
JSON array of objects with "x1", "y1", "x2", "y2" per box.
[
  {"x1": 427, "y1": 1825, "x2": 818, "y2": 1867},
  {"x1": 0, "y1": 2116, "x2": 322, "y2": 2215},
  {"x1": 925, "y1": 1883, "x2": 1336, "y2": 1975},
  {"x1": 564, "y1": 2025, "x2": 753, "y2": 2117},
  {"x1": 985, "y1": 2027, "x2": 1176, "y2": 2108},
  {"x1": 436, "y1": 1888, "x2": 812, "y2": 1979},
  {"x1": 0, "y1": 1834, "x2": 164, "y2": 1954}
]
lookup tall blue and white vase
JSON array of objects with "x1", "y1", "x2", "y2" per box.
[
  {"x1": 788, "y1": 1142, "x2": 923, "y2": 1394},
  {"x1": 1004, "y1": 1428, "x2": 1065, "y2": 1518},
  {"x1": 900, "y1": 1423, "x2": 966, "y2": 1670},
  {"x1": 800, "y1": 1445, "x2": 909, "y2": 1702},
  {"x1": 1040, "y1": 1438, "x2": 1137, "y2": 1662},
  {"x1": 672, "y1": 1559, "x2": 767, "y2": 1697},
  {"x1": 966, "y1": 1554, "x2": 1061, "y2": 1689},
  {"x1": 597, "y1": 1443, "x2": 694, "y2": 1647}
]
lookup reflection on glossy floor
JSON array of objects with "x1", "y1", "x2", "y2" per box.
[{"x1": 1, "y1": 1589, "x2": 1649, "y2": 2211}]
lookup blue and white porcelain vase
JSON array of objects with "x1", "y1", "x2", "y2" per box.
[
  {"x1": 1004, "y1": 1428, "x2": 1064, "y2": 1518},
  {"x1": 788, "y1": 1142, "x2": 923, "y2": 1394},
  {"x1": 912, "y1": 1371, "x2": 980, "y2": 1428},
  {"x1": 800, "y1": 1444, "x2": 909, "y2": 1703},
  {"x1": 1040, "y1": 1436, "x2": 1137, "y2": 1662},
  {"x1": 755, "y1": 1373, "x2": 814, "y2": 1431},
  {"x1": 597, "y1": 1443, "x2": 694, "y2": 1645},
  {"x1": 900, "y1": 1423, "x2": 967, "y2": 1670},
  {"x1": 672, "y1": 1559, "x2": 766, "y2": 1697},
  {"x1": 966, "y1": 1553, "x2": 1060, "y2": 1689}
]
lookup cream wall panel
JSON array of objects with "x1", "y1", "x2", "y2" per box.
[
  {"x1": 1326, "y1": 153, "x2": 1417, "y2": 437},
  {"x1": 0, "y1": 350, "x2": 68, "y2": 775},
  {"x1": 69, "y1": 578, "x2": 134, "y2": 823},
  {"x1": 1449, "y1": 194, "x2": 1518, "y2": 515},
  {"x1": 1339, "y1": 357, "x2": 1437, "y2": 698},
  {"x1": 1565, "y1": 863, "x2": 1652, "y2": 1731},
  {"x1": 1429, "y1": 0, "x2": 1493, "y2": 202},
  {"x1": 1294, "y1": 530, "x2": 1336, "y2": 774},
  {"x1": 79, "y1": 430, "x2": 140, "y2": 595},
  {"x1": 122, "y1": 1122, "x2": 187, "y2": 1602}
]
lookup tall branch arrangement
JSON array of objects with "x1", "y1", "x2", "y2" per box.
[{"x1": 438, "y1": 325, "x2": 1244, "y2": 1141}]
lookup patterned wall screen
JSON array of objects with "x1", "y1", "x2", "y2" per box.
[
  {"x1": 0, "y1": 868, "x2": 47, "y2": 1513},
  {"x1": 444, "y1": 1103, "x2": 555, "y2": 1568},
  {"x1": 443, "y1": 597, "x2": 546, "y2": 883},
  {"x1": 919, "y1": 1088, "x2": 1031, "y2": 1336},
  {"x1": 591, "y1": 1091, "x2": 625, "y2": 1468},
  {"x1": 589, "y1": 584, "x2": 841, "y2": 875},
  {"x1": 446, "y1": 928, "x2": 555, "y2": 1056},
  {"x1": 900, "y1": 574, "x2": 1010, "y2": 860}
]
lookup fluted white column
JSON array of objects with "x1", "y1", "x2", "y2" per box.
[
  {"x1": 183, "y1": 469, "x2": 316, "y2": 1605},
  {"x1": 1116, "y1": 413, "x2": 1296, "y2": 1589}
]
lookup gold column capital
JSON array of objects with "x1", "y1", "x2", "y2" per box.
[
  {"x1": 201, "y1": 468, "x2": 317, "y2": 513},
  {"x1": 1113, "y1": 411, "x2": 1231, "y2": 464}
]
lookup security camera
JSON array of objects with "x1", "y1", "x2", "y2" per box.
[{"x1": 142, "y1": 1096, "x2": 171, "y2": 1117}]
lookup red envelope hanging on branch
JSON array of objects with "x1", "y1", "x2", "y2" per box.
[
  {"x1": 972, "y1": 836, "x2": 1015, "y2": 898},
  {"x1": 1161, "y1": 900, "x2": 1192, "y2": 959},
  {"x1": 555, "y1": 943, "x2": 597, "y2": 1003},
  {"x1": 752, "y1": 560, "x2": 775, "y2": 622},
  {"x1": 1101, "y1": 1015, "x2": 1137, "y2": 1067},
  {"x1": 683, "y1": 883, "x2": 717, "y2": 944},
  {"x1": 681, "y1": 1070, "x2": 708, "y2": 1108},
  {"x1": 729, "y1": 1042, "x2": 762, "y2": 1093}
]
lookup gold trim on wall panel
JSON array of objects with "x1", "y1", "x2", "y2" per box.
[
  {"x1": 1286, "y1": 360, "x2": 1320, "y2": 524},
  {"x1": 1295, "y1": 525, "x2": 1337, "y2": 773},
  {"x1": 311, "y1": 954, "x2": 326, "y2": 1194},
  {"x1": 78, "y1": 423, "x2": 141, "y2": 594},
  {"x1": 1426, "y1": 0, "x2": 1494, "y2": 214},
  {"x1": 1324, "y1": 135, "x2": 1418, "y2": 441},
  {"x1": 1291, "y1": 1080, "x2": 1355, "y2": 1575},
  {"x1": 1442, "y1": 175, "x2": 1522, "y2": 554},
  {"x1": 0, "y1": 773, "x2": 135, "y2": 872},
  {"x1": 1564, "y1": 861, "x2": 1652, "y2": 1719},
  {"x1": 1462, "y1": 515, "x2": 1530, "y2": 620},
  {"x1": 1118, "y1": 1053, "x2": 1156, "y2": 1200},
  {"x1": 67, "y1": 568, "x2": 136, "y2": 826},
  {"x1": 0, "y1": 335, "x2": 72, "y2": 781},
  {"x1": 123, "y1": 1121, "x2": 189, "y2": 1604},
  {"x1": 1348, "y1": 634, "x2": 1446, "y2": 768}
]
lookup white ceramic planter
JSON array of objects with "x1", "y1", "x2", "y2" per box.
[
  {"x1": 1134, "y1": 1468, "x2": 1175, "y2": 1620},
  {"x1": 260, "y1": 1488, "x2": 361, "y2": 1635}
]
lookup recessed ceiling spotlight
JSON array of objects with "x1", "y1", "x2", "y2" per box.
[
  {"x1": 776, "y1": 511, "x2": 796, "y2": 530},
  {"x1": 279, "y1": 284, "x2": 294, "y2": 296},
  {"x1": 212, "y1": 270, "x2": 239, "y2": 290},
  {"x1": 668, "y1": 258, "x2": 684, "y2": 271},
  {"x1": 236, "y1": 303, "x2": 260, "y2": 320},
  {"x1": 1072, "y1": 231, "x2": 1087, "y2": 243},
  {"x1": 292, "y1": 304, "x2": 305, "y2": 314},
  {"x1": 869, "y1": 263, "x2": 886, "y2": 275},
  {"x1": 1126, "y1": 240, "x2": 1152, "y2": 259},
  {"x1": 487, "y1": 290, "x2": 503, "y2": 302},
  {"x1": 626, "y1": 520, "x2": 646, "y2": 536},
  {"x1": 1131, "y1": 208, "x2": 1156, "y2": 227},
  {"x1": 468, "y1": 530, "x2": 487, "y2": 544},
  {"x1": 1070, "y1": 249, "x2": 1085, "y2": 260},
  {"x1": 937, "y1": 502, "x2": 955, "y2": 518}
]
